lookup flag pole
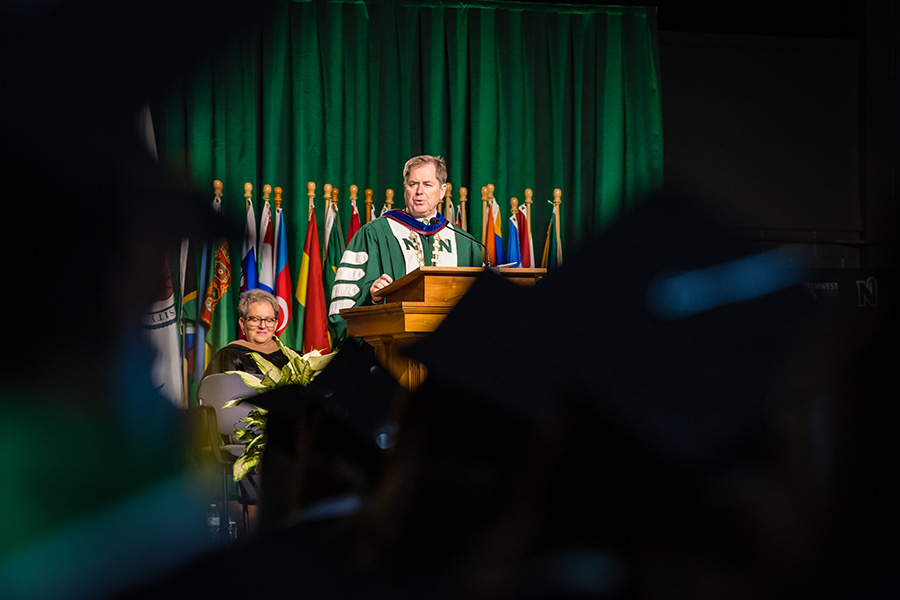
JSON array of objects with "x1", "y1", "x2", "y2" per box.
[
  {"x1": 330, "y1": 187, "x2": 340, "y2": 245},
  {"x1": 307, "y1": 181, "x2": 315, "y2": 214},
  {"x1": 323, "y1": 183, "x2": 332, "y2": 208},
  {"x1": 365, "y1": 188, "x2": 373, "y2": 222},
  {"x1": 459, "y1": 186, "x2": 468, "y2": 230},
  {"x1": 444, "y1": 182, "x2": 453, "y2": 217},
  {"x1": 275, "y1": 185, "x2": 283, "y2": 285},
  {"x1": 260, "y1": 183, "x2": 275, "y2": 293},
  {"x1": 553, "y1": 188, "x2": 563, "y2": 266},
  {"x1": 384, "y1": 188, "x2": 394, "y2": 211},
  {"x1": 330, "y1": 187, "x2": 339, "y2": 224},
  {"x1": 510, "y1": 196, "x2": 520, "y2": 267},
  {"x1": 524, "y1": 188, "x2": 533, "y2": 245},
  {"x1": 480, "y1": 185, "x2": 488, "y2": 245},
  {"x1": 347, "y1": 185, "x2": 355, "y2": 229},
  {"x1": 348, "y1": 184, "x2": 362, "y2": 242},
  {"x1": 487, "y1": 183, "x2": 496, "y2": 249},
  {"x1": 322, "y1": 183, "x2": 334, "y2": 268},
  {"x1": 244, "y1": 182, "x2": 253, "y2": 293},
  {"x1": 214, "y1": 179, "x2": 223, "y2": 200}
]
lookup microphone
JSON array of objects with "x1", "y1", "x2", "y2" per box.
[{"x1": 431, "y1": 217, "x2": 494, "y2": 268}]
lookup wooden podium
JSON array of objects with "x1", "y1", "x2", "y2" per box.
[{"x1": 340, "y1": 266, "x2": 545, "y2": 388}]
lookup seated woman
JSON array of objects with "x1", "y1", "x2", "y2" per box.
[{"x1": 203, "y1": 288, "x2": 291, "y2": 378}]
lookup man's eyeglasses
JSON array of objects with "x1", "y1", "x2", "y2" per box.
[{"x1": 245, "y1": 316, "x2": 277, "y2": 327}]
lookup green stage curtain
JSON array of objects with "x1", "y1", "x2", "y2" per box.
[{"x1": 153, "y1": 0, "x2": 662, "y2": 340}]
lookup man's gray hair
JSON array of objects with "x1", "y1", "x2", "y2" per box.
[{"x1": 403, "y1": 155, "x2": 447, "y2": 186}]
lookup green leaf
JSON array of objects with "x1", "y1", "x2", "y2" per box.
[
  {"x1": 233, "y1": 428, "x2": 254, "y2": 443},
  {"x1": 222, "y1": 344, "x2": 338, "y2": 481},
  {"x1": 225, "y1": 370, "x2": 268, "y2": 393},
  {"x1": 274, "y1": 335, "x2": 303, "y2": 362},
  {"x1": 306, "y1": 351, "x2": 337, "y2": 373},
  {"x1": 233, "y1": 453, "x2": 259, "y2": 482},
  {"x1": 244, "y1": 437, "x2": 265, "y2": 454},
  {"x1": 248, "y1": 352, "x2": 283, "y2": 387},
  {"x1": 251, "y1": 352, "x2": 279, "y2": 374}
]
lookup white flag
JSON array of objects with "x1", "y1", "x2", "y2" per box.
[{"x1": 258, "y1": 199, "x2": 275, "y2": 293}]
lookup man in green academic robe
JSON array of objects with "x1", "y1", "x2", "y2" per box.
[{"x1": 327, "y1": 155, "x2": 483, "y2": 343}]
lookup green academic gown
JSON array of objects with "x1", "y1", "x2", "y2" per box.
[{"x1": 327, "y1": 216, "x2": 483, "y2": 343}]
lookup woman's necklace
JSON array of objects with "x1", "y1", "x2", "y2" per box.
[{"x1": 408, "y1": 230, "x2": 442, "y2": 266}]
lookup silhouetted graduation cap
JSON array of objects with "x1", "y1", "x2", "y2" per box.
[
  {"x1": 250, "y1": 341, "x2": 405, "y2": 528},
  {"x1": 251, "y1": 341, "x2": 403, "y2": 452},
  {"x1": 253, "y1": 344, "x2": 403, "y2": 496},
  {"x1": 407, "y1": 189, "x2": 815, "y2": 475}
]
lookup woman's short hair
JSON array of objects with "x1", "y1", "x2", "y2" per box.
[
  {"x1": 403, "y1": 155, "x2": 447, "y2": 186},
  {"x1": 238, "y1": 288, "x2": 279, "y2": 319}
]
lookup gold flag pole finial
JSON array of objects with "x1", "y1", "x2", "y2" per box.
[
  {"x1": 274, "y1": 186, "x2": 283, "y2": 209},
  {"x1": 458, "y1": 186, "x2": 468, "y2": 230},
  {"x1": 385, "y1": 188, "x2": 394, "y2": 209},
  {"x1": 307, "y1": 182, "x2": 315, "y2": 213},
  {"x1": 365, "y1": 188, "x2": 373, "y2": 222},
  {"x1": 213, "y1": 180, "x2": 223, "y2": 199}
]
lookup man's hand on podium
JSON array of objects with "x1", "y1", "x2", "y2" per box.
[{"x1": 370, "y1": 273, "x2": 393, "y2": 302}]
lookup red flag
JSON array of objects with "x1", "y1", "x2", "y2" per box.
[
  {"x1": 347, "y1": 196, "x2": 361, "y2": 243},
  {"x1": 297, "y1": 209, "x2": 330, "y2": 354},
  {"x1": 517, "y1": 205, "x2": 532, "y2": 268}
]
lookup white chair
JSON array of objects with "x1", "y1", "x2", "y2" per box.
[
  {"x1": 197, "y1": 373, "x2": 262, "y2": 536},
  {"x1": 197, "y1": 373, "x2": 261, "y2": 457}
]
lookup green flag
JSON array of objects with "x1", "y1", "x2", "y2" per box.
[
  {"x1": 541, "y1": 197, "x2": 563, "y2": 270},
  {"x1": 200, "y1": 197, "x2": 237, "y2": 357},
  {"x1": 323, "y1": 199, "x2": 346, "y2": 307}
]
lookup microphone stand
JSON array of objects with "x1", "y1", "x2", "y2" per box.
[{"x1": 432, "y1": 217, "x2": 498, "y2": 271}]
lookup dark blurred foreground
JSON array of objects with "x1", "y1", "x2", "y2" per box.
[
  {"x1": 114, "y1": 191, "x2": 897, "y2": 600},
  {"x1": 1, "y1": 2, "x2": 896, "y2": 599}
]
